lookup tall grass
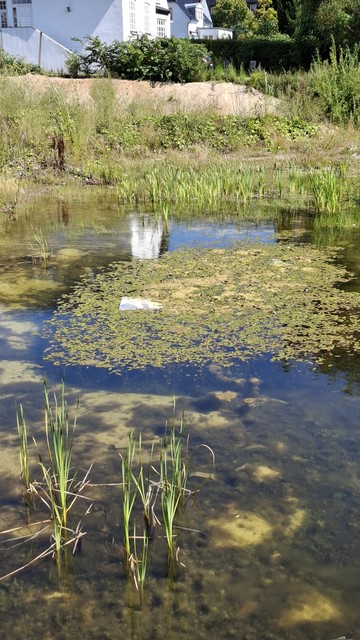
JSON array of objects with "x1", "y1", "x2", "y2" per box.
[
  {"x1": 30, "y1": 227, "x2": 51, "y2": 267},
  {"x1": 309, "y1": 42, "x2": 360, "y2": 125},
  {"x1": 7, "y1": 382, "x2": 91, "y2": 580},
  {"x1": 309, "y1": 166, "x2": 349, "y2": 214},
  {"x1": 0, "y1": 176, "x2": 19, "y2": 216},
  {"x1": 29, "y1": 380, "x2": 93, "y2": 561}
]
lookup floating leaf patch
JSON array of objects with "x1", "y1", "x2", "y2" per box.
[{"x1": 43, "y1": 244, "x2": 360, "y2": 372}]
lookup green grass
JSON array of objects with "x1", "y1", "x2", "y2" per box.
[
  {"x1": 309, "y1": 167, "x2": 349, "y2": 214},
  {"x1": 1, "y1": 68, "x2": 360, "y2": 223}
]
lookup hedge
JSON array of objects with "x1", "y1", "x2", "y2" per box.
[{"x1": 198, "y1": 38, "x2": 300, "y2": 71}]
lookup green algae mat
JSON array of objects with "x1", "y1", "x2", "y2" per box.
[{"x1": 44, "y1": 243, "x2": 360, "y2": 371}]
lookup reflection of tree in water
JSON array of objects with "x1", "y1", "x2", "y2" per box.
[
  {"x1": 317, "y1": 347, "x2": 360, "y2": 396},
  {"x1": 57, "y1": 202, "x2": 69, "y2": 226},
  {"x1": 130, "y1": 214, "x2": 169, "y2": 260},
  {"x1": 273, "y1": 210, "x2": 360, "y2": 393},
  {"x1": 273, "y1": 209, "x2": 313, "y2": 243}
]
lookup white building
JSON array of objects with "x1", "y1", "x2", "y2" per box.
[
  {"x1": 0, "y1": 0, "x2": 171, "y2": 72},
  {"x1": 168, "y1": 0, "x2": 232, "y2": 39}
]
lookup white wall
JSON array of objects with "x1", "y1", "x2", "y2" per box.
[
  {"x1": 198, "y1": 27, "x2": 233, "y2": 39},
  {"x1": 169, "y1": 4, "x2": 189, "y2": 38},
  {"x1": 31, "y1": 0, "x2": 124, "y2": 52},
  {"x1": 122, "y1": 0, "x2": 157, "y2": 41},
  {"x1": 0, "y1": 27, "x2": 70, "y2": 71}
]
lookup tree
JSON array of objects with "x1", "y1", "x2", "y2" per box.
[
  {"x1": 276, "y1": 0, "x2": 301, "y2": 36},
  {"x1": 314, "y1": 0, "x2": 351, "y2": 51},
  {"x1": 254, "y1": 0, "x2": 279, "y2": 36},
  {"x1": 212, "y1": 0, "x2": 255, "y2": 36}
]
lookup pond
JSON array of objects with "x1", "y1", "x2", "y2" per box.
[{"x1": 1, "y1": 193, "x2": 360, "y2": 640}]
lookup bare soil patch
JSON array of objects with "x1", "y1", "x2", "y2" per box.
[{"x1": 12, "y1": 74, "x2": 279, "y2": 116}]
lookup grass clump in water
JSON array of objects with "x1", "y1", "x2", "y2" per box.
[
  {"x1": 10, "y1": 381, "x2": 92, "y2": 576},
  {"x1": 120, "y1": 409, "x2": 212, "y2": 593}
]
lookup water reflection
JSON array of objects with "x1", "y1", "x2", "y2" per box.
[{"x1": 130, "y1": 214, "x2": 169, "y2": 259}]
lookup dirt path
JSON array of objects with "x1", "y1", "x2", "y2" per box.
[{"x1": 12, "y1": 74, "x2": 279, "y2": 116}]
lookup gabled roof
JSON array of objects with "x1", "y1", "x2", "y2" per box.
[{"x1": 169, "y1": 0, "x2": 213, "y2": 26}]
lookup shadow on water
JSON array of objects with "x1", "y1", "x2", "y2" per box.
[{"x1": 2, "y1": 193, "x2": 360, "y2": 639}]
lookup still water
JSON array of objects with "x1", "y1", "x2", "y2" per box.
[{"x1": 1, "y1": 194, "x2": 360, "y2": 640}]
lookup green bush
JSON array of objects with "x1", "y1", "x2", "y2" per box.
[
  {"x1": 308, "y1": 42, "x2": 360, "y2": 124},
  {"x1": 0, "y1": 48, "x2": 38, "y2": 75},
  {"x1": 69, "y1": 36, "x2": 209, "y2": 83},
  {"x1": 199, "y1": 37, "x2": 298, "y2": 72}
]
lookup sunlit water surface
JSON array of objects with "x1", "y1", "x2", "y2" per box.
[{"x1": 1, "y1": 195, "x2": 360, "y2": 640}]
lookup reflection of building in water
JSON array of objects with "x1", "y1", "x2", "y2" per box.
[{"x1": 130, "y1": 214, "x2": 168, "y2": 260}]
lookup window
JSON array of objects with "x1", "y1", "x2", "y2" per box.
[
  {"x1": 129, "y1": 0, "x2": 136, "y2": 31},
  {"x1": 157, "y1": 17, "x2": 166, "y2": 38},
  {"x1": 12, "y1": 0, "x2": 32, "y2": 26},
  {"x1": 0, "y1": 1, "x2": 8, "y2": 27},
  {"x1": 195, "y1": 5, "x2": 203, "y2": 21},
  {"x1": 144, "y1": 2, "x2": 150, "y2": 33}
]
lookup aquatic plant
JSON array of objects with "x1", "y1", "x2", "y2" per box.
[
  {"x1": 16, "y1": 403, "x2": 30, "y2": 491},
  {"x1": 0, "y1": 382, "x2": 91, "y2": 581},
  {"x1": 119, "y1": 408, "x2": 211, "y2": 590},
  {"x1": 30, "y1": 227, "x2": 51, "y2": 267},
  {"x1": 129, "y1": 524, "x2": 148, "y2": 599},
  {"x1": 160, "y1": 416, "x2": 188, "y2": 556},
  {"x1": 32, "y1": 381, "x2": 76, "y2": 553},
  {"x1": 31, "y1": 381, "x2": 91, "y2": 558},
  {"x1": 309, "y1": 167, "x2": 349, "y2": 214},
  {"x1": 120, "y1": 432, "x2": 137, "y2": 559},
  {"x1": 44, "y1": 242, "x2": 360, "y2": 372}
]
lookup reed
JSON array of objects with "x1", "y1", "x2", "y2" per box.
[
  {"x1": 129, "y1": 524, "x2": 148, "y2": 599},
  {"x1": 309, "y1": 167, "x2": 348, "y2": 214},
  {"x1": 120, "y1": 432, "x2": 137, "y2": 559},
  {"x1": 118, "y1": 407, "x2": 214, "y2": 590},
  {"x1": 121, "y1": 433, "x2": 158, "y2": 545},
  {"x1": 33, "y1": 380, "x2": 79, "y2": 555},
  {"x1": 160, "y1": 411, "x2": 189, "y2": 556},
  {"x1": 30, "y1": 227, "x2": 50, "y2": 267},
  {"x1": 16, "y1": 403, "x2": 30, "y2": 491}
]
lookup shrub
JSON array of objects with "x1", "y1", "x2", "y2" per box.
[
  {"x1": 68, "y1": 36, "x2": 209, "y2": 83},
  {"x1": 199, "y1": 37, "x2": 298, "y2": 72},
  {"x1": 0, "y1": 47, "x2": 38, "y2": 75},
  {"x1": 308, "y1": 42, "x2": 360, "y2": 123}
]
